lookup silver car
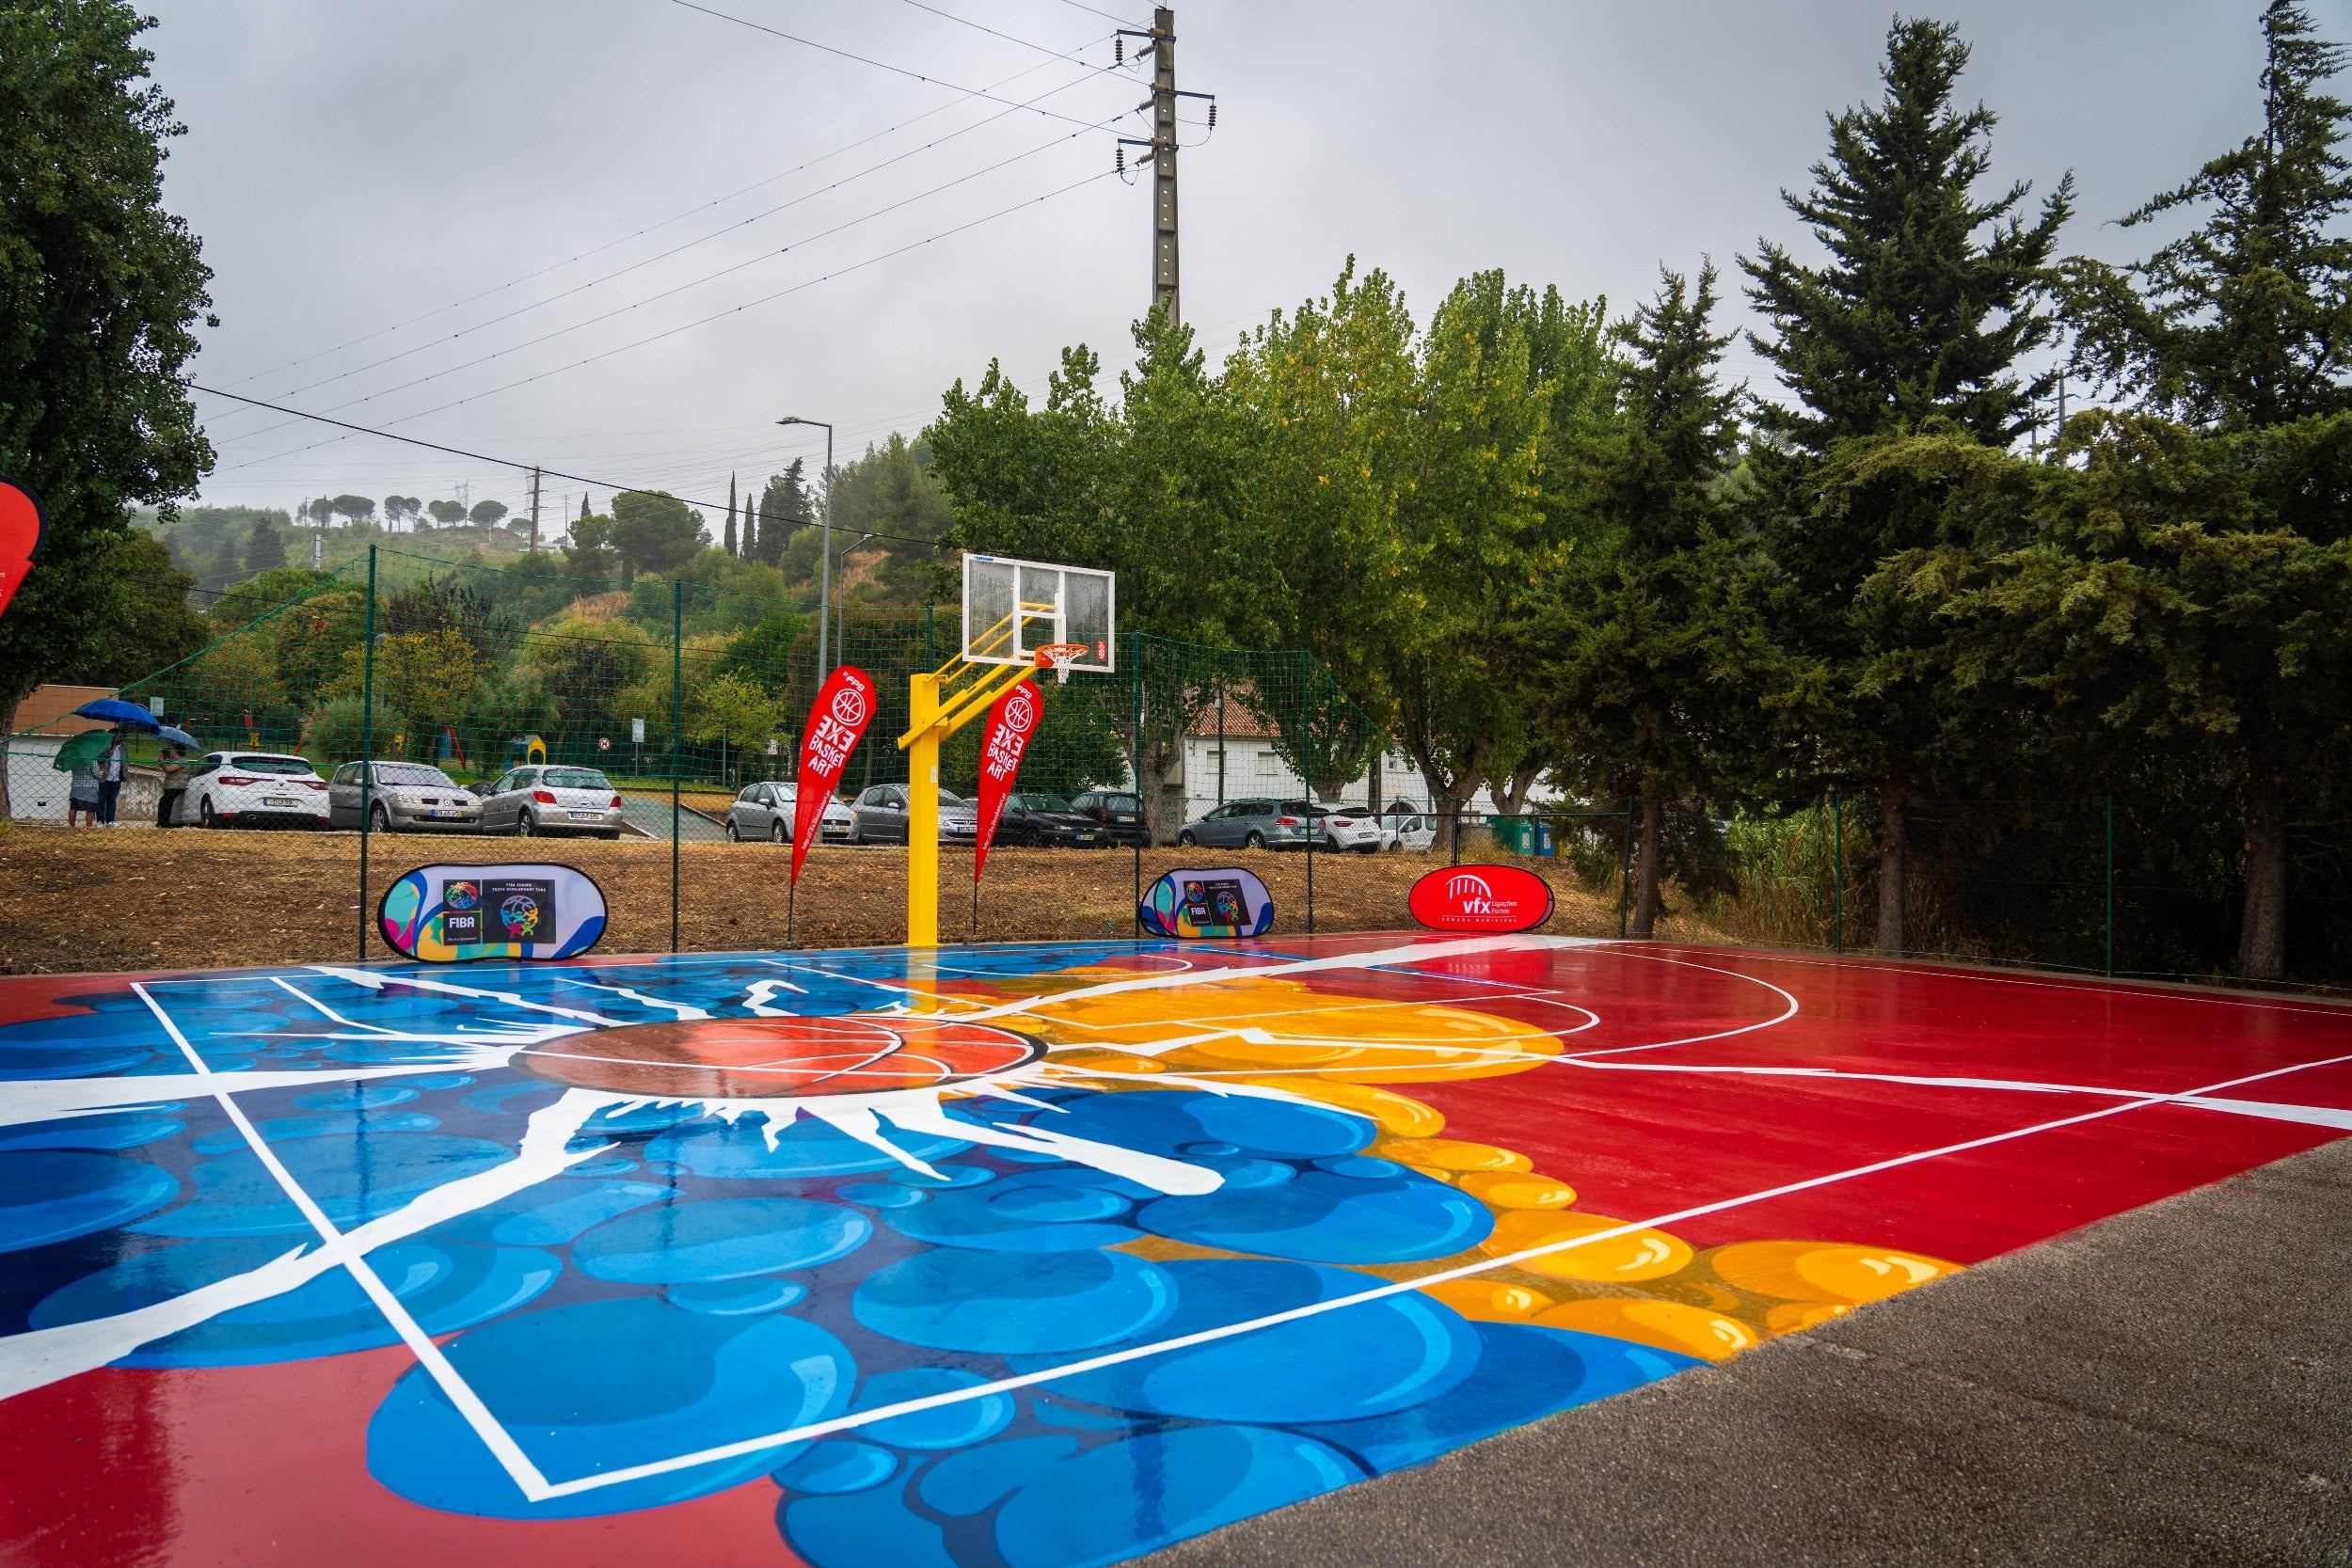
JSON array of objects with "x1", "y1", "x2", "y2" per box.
[
  {"x1": 726, "y1": 781, "x2": 854, "y2": 845},
  {"x1": 477, "y1": 765, "x2": 625, "y2": 838},
  {"x1": 849, "y1": 784, "x2": 979, "y2": 846},
  {"x1": 327, "y1": 761, "x2": 481, "y2": 833},
  {"x1": 1176, "y1": 798, "x2": 1344, "y2": 851}
]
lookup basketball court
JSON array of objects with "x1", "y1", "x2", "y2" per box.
[{"x1": 3, "y1": 932, "x2": 2347, "y2": 1567}]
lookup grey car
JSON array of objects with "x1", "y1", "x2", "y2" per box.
[
  {"x1": 850, "y1": 784, "x2": 979, "y2": 846},
  {"x1": 477, "y1": 765, "x2": 625, "y2": 838},
  {"x1": 726, "y1": 782, "x2": 854, "y2": 845},
  {"x1": 327, "y1": 761, "x2": 482, "y2": 832},
  {"x1": 1175, "y1": 798, "x2": 1367, "y2": 851}
]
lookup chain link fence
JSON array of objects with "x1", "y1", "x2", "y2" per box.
[{"x1": 6, "y1": 543, "x2": 2346, "y2": 990}]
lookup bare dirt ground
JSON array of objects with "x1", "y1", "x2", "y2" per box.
[{"x1": 0, "y1": 824, "x2": 1728, "y2": 975}]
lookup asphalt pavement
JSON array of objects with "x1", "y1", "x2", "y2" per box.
[{"x1": 1144, "y1": 1139, "x2": 2352, "y2": 1568}]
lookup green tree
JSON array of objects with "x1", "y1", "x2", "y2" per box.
[
  {"x1": 0, "y1": 0, "x2": 214, "y2": 762},
  {"x1": 689, "y1": 672, "x2": 784, "y2": 784},
  {"x1": 754, "y1": 462, "x2": 811, "y2": 570},
  {"x1": 1740, "y1": 16, "x2": 2072, "y2": 954},
  {"x1": 832, "y1": 434, "x2": 952, "y2": 602},
  {"x1": 427, "y1": 499, "x2": 467, "y2": 529},
  {"x1": 211, "y1": 566, "x2": 333, "y2": 628},
  {"x1": 330, "y1": 494, "x2": 376, "y2": 528},
  {"x1": 723, "y1": 471, "x2": 739, "y2": 558},
  {"x1": 564, "y1": 509, "x2": 617, "y2": 589},
  {"x1": 269, "y1": 586, "x2": 372, "y2": 705},
  {"x1": 326, "y1": 627, "x2": 485, "y2": 755},
  {"x1": 468, "y1": 499, "x2": 508, "y2": 530},
  {"x1": 1519, "y1": 263, "x2": 1785, "y2": 935},
  {"x1": 56, "y1": 531, "x2": 209, "y2": 686},
  {"x1": 610, "y1": 489, "x2": 704, "y2": 581},
  {"x1": 245, "y1": 515, "x2": 287, "y2": 571}
]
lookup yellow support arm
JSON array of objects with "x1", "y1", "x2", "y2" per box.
[{"x1": 898, "y1": 658, "x2": 1037, "y2": 947}]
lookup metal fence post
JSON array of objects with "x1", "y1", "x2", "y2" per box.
[
  {"x1": 1450, "y1": 799, "x2": 1462, "y2": 867},
  {"x1": 356, "y1": 546, "x2": 377, "y2": 962},
  {"x1": 670, "y1": 578, "x2": 682, "y2": 956},
  {"x1": 1298, "y1": 650, "x2": 1314, "y2": 935},
  {"x1": 1831, "y1": 790, "x2": 1844, "y2": 956},
  {"x1": 2105, "y1": 793, "x2": 2116, "y2": 978},
  {"x1": 1616, "y1": 795, "x2": 1635, "y2": 940},
  {"x1": 1131, "y1": 636, "x2": 1144, "y2": 938}
]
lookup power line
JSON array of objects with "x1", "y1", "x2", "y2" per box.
[
  {"x1": 1051, "y1": 0, "x2": 1148, "y2": 25},
  {"x1": 190, "y1": 386, "x2": 950, "y2": 555},
  {"x1": 211, "y1": 129, "x2": 1125, "y2": 451},
  {"x1": 205, "y1": 164, "x2": 1125, "y2": 476},
  {"x1": 894, "y1": 0, "x2": 1136, "y2": 78},
  {"x1": 217, "y1": 75, "x2": 1134, "y2": 425},
  {"x1": 214, "y1": 39, "x2": 1116, "y2": 393},
  {"x1": 668, "y1": 0, "x2": 1115, "y2": 133}
]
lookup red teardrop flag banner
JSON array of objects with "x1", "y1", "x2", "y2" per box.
[
  {"x1": 790, "y1": 665, "x2": 877, "y2": 886},
  {"x1": 0, "y1": 479, "x2": 46, "y2": 624},
  {"x1": 972, "y1": 677, "x2": 1042, "y2": 881}
]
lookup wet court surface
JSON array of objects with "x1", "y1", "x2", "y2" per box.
[{"x1": 0, "y1": 933, "x2": 2346, "y2": 1567}]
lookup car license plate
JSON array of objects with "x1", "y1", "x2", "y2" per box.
[
  {"x1": 430, "y1": 809, "x2": 457, "y2": 818},
  {"x1": 1076, "y1": 834, "x2": 1100, "y2": 846},
  {"x1": 568, "y1": 811, "x2": 597, "y2": 821},
  {"x1": 265, "y1": 796, "x2": 296, "y2": 808}
]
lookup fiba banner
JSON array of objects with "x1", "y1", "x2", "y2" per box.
[
  {"x1": 791, "y1": 665, "x2": 877, "y2": 885},
  {"x1": 1139, "y1": 866, "x2": 1276, "y2": 940},
  {"x1": 971, "y1": 677, "x2": 1042, "y2": 879},
  {"x1": 0, "y1": 478, "x2": 46, "y2": 624},
  {"x1": 378, "y1": 863, "x2": 607, "y2": 962},
  {"x1": 1407, "y1": 863, "x2": 1555, "y2": 934}
]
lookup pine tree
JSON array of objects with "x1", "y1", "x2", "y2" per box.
[
  {"x1": 245, "y1": 514, "x2": 287, "y2": 572},
  {"x1": 723, "y1": 470, "x2": 739, "y2": 557},
  {"x1": 1518, "y1": 263, "x2": 1780, "y2": 936},
  {"x1": 1740, "y1": 17, "x2": 2072, "y2": 955}
]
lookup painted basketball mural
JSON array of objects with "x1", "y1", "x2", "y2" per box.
[{"x1": 1, "y1": 933, "x2": 2345, "y2": 1568}]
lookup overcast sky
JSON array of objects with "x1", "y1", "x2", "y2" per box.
[{"x1": 149, "y1": 0, "x2": 2289, "y2": 531}]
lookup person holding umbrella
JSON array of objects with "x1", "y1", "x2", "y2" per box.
[
  {"x1": 155, "y1": 742, "x2": 189, "y2": 827},
  {"x1": 95, "y1": 728, "x2": 129, "y2": 826},
  {"x1": 66, "y1": 752, "x2": 100, "y2": 827}
]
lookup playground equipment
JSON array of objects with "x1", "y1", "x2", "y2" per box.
[{"x1": 897, "y1": 554, "x2": 1115, "y2": 945}]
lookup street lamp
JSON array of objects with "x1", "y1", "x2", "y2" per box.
[{"x1": 776, "y1": 415, "x2": 834, "y2": 683}]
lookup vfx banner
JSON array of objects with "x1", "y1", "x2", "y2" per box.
[
  {"x1": 972, "y1": 678, "x2": 1041, "y2": 880},
  {"x1": 378, "y1": 863, "x2": 607, "y2": 962},
  {"x1": 1139, "y1": 865, "x2": 1276, "y2": 939},
  {"x1": 792, "y1": 665, "x2": 877, "y2": 885},
  {"x1": 1407, "y1": 863, "x2": 1555, "y2": 933}
]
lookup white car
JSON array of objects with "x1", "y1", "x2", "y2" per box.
[
  {"x1": 1386, "y1": 812, "x2": 1438, "y2": 852},
  {"x1": 177, "y1": 752, "x2": 330, "y2": 830},
  {"x1": 1313, "y1": 806, "x2": 1385, "y2": 854},
  {"x1": 724, "y1": 782, "x2": 855, "y2": 845}
]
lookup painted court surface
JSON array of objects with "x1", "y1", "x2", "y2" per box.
[{"x1": 0, "y1": 934, "x2": 2346, "y2": 1568}]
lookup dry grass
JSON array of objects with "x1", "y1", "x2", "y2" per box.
[{"x1": 0, "y1": 823, "x2": 1730, "y2": 975}]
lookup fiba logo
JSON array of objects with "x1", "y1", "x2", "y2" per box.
[
  {"x1": 1003, "y1": 685, "x2": 1039, "y2": 736},
  {"x1": 829, "y1": 682, "x2": 870, "y2": 728}
]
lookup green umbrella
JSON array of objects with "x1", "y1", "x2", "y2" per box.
[{"x1": 50, "y1": 730, "x2": 111, "y2": 771}]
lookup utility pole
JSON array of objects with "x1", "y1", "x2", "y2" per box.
[
  {"x1": 528, "y1": 467, "x2": 543, "y2": 552},
  {"x1": 1118, "y1": 8, "x2": 1212, "y2": 326}
]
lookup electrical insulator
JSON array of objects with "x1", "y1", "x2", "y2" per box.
[
  {"x1": 1116, "y1": 147, "x2": 1124, "y2": 174},
  {"x1": 1207, "y1": 103, "x2": 1217, "y2": 128},
  {"x1": 1114, "y1": 37, "x2": 1123, "y2": 64}
]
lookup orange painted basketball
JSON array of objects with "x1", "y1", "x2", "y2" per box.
[{"x1": 516, "y1": 1014, "x2": 1042, "y2": 1101}]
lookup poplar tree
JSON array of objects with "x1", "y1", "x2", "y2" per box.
[
  {"x1": 723, "y1": 471, "x2": 739, "y2": 557},
  {"x1": 1741, "y1": 16, "x2": 2072, "y2": 954}
]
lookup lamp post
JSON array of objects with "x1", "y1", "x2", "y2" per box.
[{"x1": 777, "y1": 415, "x2": 834, "y2": 683}]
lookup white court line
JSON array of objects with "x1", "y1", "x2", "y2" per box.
[
  {"x1": 1722, "y1": 947, "x2": 2352, "y2": 1020},
  {"x1": 525, "y1": 1042, "x2": 2352, "y2": 1497},
  {"x1": 130, "y1": 982, "x2": 580, "y2": 1501}
]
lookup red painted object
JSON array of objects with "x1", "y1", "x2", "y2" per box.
[
  {"x1": 0, "y1": 477, "x2": 43, "y2": 623},
  {"x1": 789, "y1": 665, "x2": 876, "y2": 885},
  {"x1": 1407, "y1": 863, "x2": 1556, "y2": 932},
  {"x1": 971, "y1": 678, "x2": 1041, "y2": 879}
]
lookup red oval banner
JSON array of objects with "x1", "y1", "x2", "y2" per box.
[{"x1": 1407, "y1": 863, "x2": 1555, "y2": 933}]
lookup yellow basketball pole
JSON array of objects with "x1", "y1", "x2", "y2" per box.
[{"x1": 906, "y1": 671, "x2": 942, "y2": 947}]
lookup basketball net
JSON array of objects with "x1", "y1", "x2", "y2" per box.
[{"x1": 1034, "y1": 641, "x2": 1088, "y2": 686}]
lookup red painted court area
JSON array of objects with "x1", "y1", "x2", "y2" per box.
[{"x1": 0, "y1": 934, "x2": 2344, "y2": 1568}]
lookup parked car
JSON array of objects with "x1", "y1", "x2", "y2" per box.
[
  {"x1": 176, "y1": 752, "x2": 329, "y2": 830},
  {"x1": 848, "y1": 784, "x2": 979, "y2": 846},
  {"x1": 1386, "y1": 811, "x2": 1438, "y2": 851},
  {"x1": 994, "y1": 791, "x2": 1107, "y2": 848},
  {"x1": 1069, "y1": 789, "x2": 1146, "y2": 847},
  {"x1": 326, "y1": 761, "x2": 481, "y2": 832},
  {"x1": 1175, "y1": 799, "x2": 1380, "y2": 852},
  {"x1": 725, "y1": 782, "x2": 854, "y2": 845},
  {"x1": 476, "y1": 765, "x2": 625, "y2": 838}
]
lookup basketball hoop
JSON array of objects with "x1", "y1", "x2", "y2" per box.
[{"x1": 1034, "y1": 641, "x2": 1088, "y2": 685}]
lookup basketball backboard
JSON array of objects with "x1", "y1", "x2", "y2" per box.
[{"x1": 961, "y1": 553, "x2": 1116, "y2": 673}]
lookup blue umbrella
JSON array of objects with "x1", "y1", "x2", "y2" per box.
[
  {"x1": 72, "y1": 697, "x2": 162, "y2": 729},
  {"x1": 155, "y1": 723, "x2": 199, "y2": 750}
]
